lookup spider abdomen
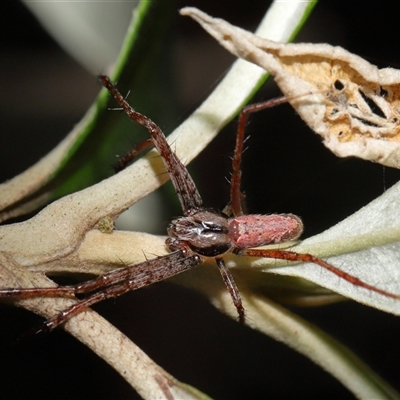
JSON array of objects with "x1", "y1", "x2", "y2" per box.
[{"x1": 228, "y1": 213, "x2": 303, "y2": 248}]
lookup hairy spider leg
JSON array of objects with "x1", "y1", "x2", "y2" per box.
[
  {"x1": 216, "y1": 258, "x2": 245, "y2": 321},
  {"x1": 38, "y1": 252, "x2": 201, "y2": 333},
  {"x1": 1, "y1": 251, "x2": 200, "y2": 333},
  {"x1": 230, "y1": 97, "x2": 305, "y2": 217},
  {"x1": 100, "y1": 75, "x2": 203, "y2": 213},
  {"x1": 114, "y1": 138, "x2": 153, "y2": 172},
  {"x1": 240, "y1": 248, "x2": 400, "y2": 300}
]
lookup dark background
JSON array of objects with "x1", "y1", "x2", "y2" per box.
[{"x1": 1, "y1": 1, "x2": 400, "y2": 399}]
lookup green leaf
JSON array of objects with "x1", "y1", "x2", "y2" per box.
[{"x1": 0, "y1": 0, "x2": 178, "y2": 221}]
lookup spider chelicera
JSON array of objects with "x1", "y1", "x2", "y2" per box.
[{"x1": 0, "y1": 75, "x2": 398, "y2": 332}]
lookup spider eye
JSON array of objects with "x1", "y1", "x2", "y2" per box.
[
  {"x1": 201, "y1": 221, "x2": 222, "y2": 232},
  {"x1": 201, "y1": 221, "x2": 226, "y2": 232}
]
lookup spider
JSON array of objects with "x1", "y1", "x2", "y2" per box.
[{"x1": 0, "y1": 75, "x2": 398, "y2": 332}]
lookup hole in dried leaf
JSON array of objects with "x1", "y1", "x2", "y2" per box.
[
  {"x1": 354, "y1": 117, "x2": 380, "y2": 128},
  {"x1": 358, "y1": 89, "x2": 386, "y2": 119},
  {"x1": 380, "y1": 86, "x2": 388, "y2": 97},
  {"x1": 334, "y1": 80, "x2": 344, "y2": 91}
]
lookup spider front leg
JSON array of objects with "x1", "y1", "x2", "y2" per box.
[
  {"x1": 25, "y1": 251, "x2": 200, "y2": 333},
  {"x1": 100, "y1": 75, "x2": 203, "y2": 214},
  {"x1": 230, "y1": 96, "x2": 304, "y2": 217}
]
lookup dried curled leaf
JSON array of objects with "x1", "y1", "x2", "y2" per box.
[{"x1": 181, "y1": 7, "x2": 400, "y2": 168}]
